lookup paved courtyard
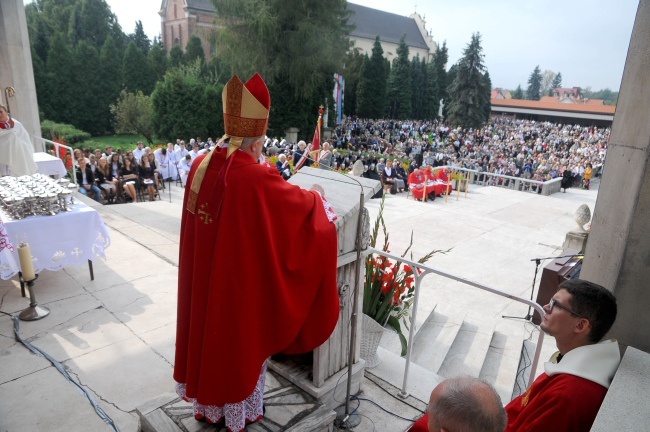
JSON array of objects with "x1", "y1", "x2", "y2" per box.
[{"x1": 0, "y1": 178, "x2": 598, "y2": 431}]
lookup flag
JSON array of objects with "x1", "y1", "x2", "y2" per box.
[
  {"x1": 295, "y1": 109, "x2": 323, "y2": 171},
  {"x1": 333, "y1": 73, "x2": 345, "y2": 125}
]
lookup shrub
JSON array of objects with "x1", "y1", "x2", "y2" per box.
[{"x1": 41, "y1": 120, "x2": 91, "y2": 144}]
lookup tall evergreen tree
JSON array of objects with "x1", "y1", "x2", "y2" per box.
[
  {"x1": 123, "y1": 41, "x2": 153, "y2": 94},
  {"x1": 410, "y1": 54, "x2": 424, "y2": 119},
  {"x1": 357, "y1": 36, "x2": 388, "y2": 118},
  {"x1": 213, "y1": 0, "x2": 351, "y2": 137},
  {"x1": 67, "y1": 3, "x2": 82, "y2": 46},
  {"x1": 481, "y1": 71, "x2": 492, "y2": 122},
  {"x1": 512, "y1": 85, "x2": 524, "y2": 99},
  {"x1": 131, "y1": 20, "x2": 151, "y2": 55},
  {"x1": 526, "y1": 65, "x2": 542, "y2": 100},
  {"x1": 184, "y1": 35, "x2": 206, "y2": 65},
  {"x1": 446, "y1": 33, "x2": 489, "y2": 129},
  {"x1": 148, "y1": 42, "x2": 169, "y2": 81},
  {"x1": 99, "y1": 35, "x2": 123, "y2": 133},
  {"x1": 550, "y1": 72, "x2": 562, "y2": 95},
  {"x1": 72, "y1": 40, "x2": 104, "y2": 134},
  {"x1": 387, "y1": 35, "x2": 412, "y2": 119},
  {"x1": 423, "y1": 58, "x2": 439, "y2": 119},
  {"x1": 79, "y1": 0, "x2": 116, "y2": 49},
  {"x1": 434, "y1": 42, "x2": 448, "y2": 110},
  {"x1": 340, "y1": 49, "x2": 364, "y2": 116},
  {"x1": 44, "y1": 34, "x2": 75, "y2": 124},
  {"x1": 169, "y1": 45, "x2": 184, "y2": 68}
]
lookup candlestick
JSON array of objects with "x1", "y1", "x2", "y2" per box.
[{"x1": 18, "y1": 242, "x2": 36, "y2": 281}]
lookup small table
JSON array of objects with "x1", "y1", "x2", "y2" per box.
[
  {"x1": 33, "y1": 152, "x2": 68, "y2": 178},
  {"x1": 0, "y1": 201, "x2": 111, "y2": 293}
]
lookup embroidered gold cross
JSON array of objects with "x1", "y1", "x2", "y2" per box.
[{"x1": 198, "y1": 203, "x2": 213, "y2": 225}]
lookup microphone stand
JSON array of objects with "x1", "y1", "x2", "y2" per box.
[
  {"x1": 284, "y1": 148, "x2": 365, "y2": 428},
  {"x1": 502, "y1": 254, "x2": 584, "y2": 322}
]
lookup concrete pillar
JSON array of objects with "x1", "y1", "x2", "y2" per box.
[
  {"x1": 581, "y1": 0, "x2": 650, "y2": 352},
  {"x1": 0, "y1": 0, "x2": 43, "y2": 151}
]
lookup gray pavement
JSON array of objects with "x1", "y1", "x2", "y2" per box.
[{"x1": 0, "y1": 179, "x2": 599, "y2": 432}]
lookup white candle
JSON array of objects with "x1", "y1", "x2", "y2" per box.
[{"x1": 18, "y1": 242, "x2": 36, "y2": 281}]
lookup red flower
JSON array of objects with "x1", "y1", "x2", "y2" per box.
[
  {"x1": 406, "y1": 276, "x2": 414, "y2": 288},
  {"x1": 404, "y1": 265, "x2": 413, "y2": 275}
]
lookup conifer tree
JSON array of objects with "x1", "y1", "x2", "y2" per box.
[
  {"x1": 183, "y1": 35, "x2": 205, "y2": 65},
  {"x1": 123, "y1": 41, "x2": 153, "y2": 94},
  {"x1": 423, "y1": 58, "x2": 439, "y2": 119},
  {"x1": 357, "y1": 36, "x2": 388, "y2": 119},
  {"x1": 434, "y1": 42, "x2": 448, "y2": 109},
  {"x1": 446, "y1": 33, "x2": 490, "y2": 128},
  {"x1": 170, "y1": 45, "x2": 184, "y2": 68},
  {"x1": 148, "y1": 42, "x2": 169, "y2": 81},
  {"x1": 132, "y1": 20, "x2": 151, "y2": 55},
  {"x1": 387, "y1": 35, "x2": 412, "y2": 119},
  {"x1": 526, "y1": 65, "x2": 542, "y2": 100},
  {"x1": 99, "y1": 35, "x2": 123, "y2": 132},
  {"x1": 410, "y1": 54, "x2": 423, "y2": 119},
  {"x1": 512, "y1": 85, "x2": 524, "y2": 99},
  {"x1": 72, "y1": 40, "x2": 104, "y2": 134},
  {"x1": 550, "y1": 72, "x2": 562, "y2": 95}
]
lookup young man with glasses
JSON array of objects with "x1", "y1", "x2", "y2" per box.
[{"x1": 505, "y1": 279, "x2": 619, "y2": 432}]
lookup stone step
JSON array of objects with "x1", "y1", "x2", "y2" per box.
[
  {"x1": 478, "y1": 330, "x2": 535, "y2": 403},
  {"x1": 368, "y1": 346, "x2": 445, "y2": 404},
  {"x1": 410, "y1": 303, "x2": 467, "y2": 374},
  {"x1": 437, "y1": 314, "x2": 496, "y2": 379},
  {"x1": 379, "y1": 297, "x2": 439, "y2": 356}
]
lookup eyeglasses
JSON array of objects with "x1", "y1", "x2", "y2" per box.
[{"x1": 549, "y1": 298, "x2": 588, "y2": 320}]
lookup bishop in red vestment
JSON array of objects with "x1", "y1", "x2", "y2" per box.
[{"x1": 174, "y1": 74, "x2": 340, "y2": 431}]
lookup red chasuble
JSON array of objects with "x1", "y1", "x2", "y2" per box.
[
  {"x1": 505, "y1": 372, "x2": 608, "y2": 432},
  {"x1": 174, "y1": 148, "x2": 340, "y2": 406}
]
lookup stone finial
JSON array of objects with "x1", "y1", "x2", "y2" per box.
[{"x1": 573, "y1": 204, "x2": 591, "y2": 233}]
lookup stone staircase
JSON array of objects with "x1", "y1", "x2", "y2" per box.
[{"x1": 372, "y1": 302, "x2": 536, "y2": 403}]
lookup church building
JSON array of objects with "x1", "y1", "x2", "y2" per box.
[{"x1": 158, "y1": 1, "x2": 437, "y2": 62}]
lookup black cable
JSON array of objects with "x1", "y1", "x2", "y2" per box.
[
  {"x1": 351, "y1": 396, "x2": 416, "y2": 423},
  {"x1": 11, "y1": 315, "x2": 121, "y2": 432}
]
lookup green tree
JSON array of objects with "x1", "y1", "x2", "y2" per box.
[
  {"x1": 446, "y1": 33, "x2": 490, "y2": 128},
  {"x1": 357, "y1": 36, "x2": 388, "y2": 118},
  {"x1": 550, "y1": 72, "x2": 562, "y2": 95},
  {"x1": 481, "y1": 71, "x2": 492, "y2": 121},
  {"x1": 213, "y1": 0, "x2": 351, "y2": 137},
  {"x1": 410, "y1": 54, "x2": 424, "y2": 119},
  {"x1": 131, "y1": 20, "x2": 151, "y2": 55},
  {"x1": 169, "y1": 45, "x2": 183, "y2": 68},
  {"x1": 67, "y1": 2, "x2": 82, "y2": 46},
  {"x1": 122, "y1": 41, "x2": 153, "y2": 94},
  {"x1": 387, "y1": 35, "x2": 412, "y2": 119},
  {"x1": 434, "y1": 42, "x2": 448, "y2": 110},
  {"x1": 512, "y1": 84, "x2": 524, "y2": 99},
  {"x1": 184, "y1": 35, "x2": 205, "y2": 65},
  {"x1": 148, "y1": 42, "x2": 169, "y2": 82},
  {"x1": 526, "y1": 65, "x2": 542, "y2": 100},
  {"x1": 151, "y1": 65, "x2": 224, "y2": 141},
  {"x1": 72, "y1": 40, "x2": 104, "y2": 134},
  {"x1": 111, "y1": 90, "x2": 156, "y2": 144},
  {"x1": 340, "y1": 49, "x2": 365, "y2": 117},
  {"x1": 98, "y1": 35, "x2": 123, "y2": 133},
  {"x1": 423, "y1": 57, "x2": 439, "y2": 119},
  {"x1": 44, "y1": 34, "x2": 75, "y2": 124}
]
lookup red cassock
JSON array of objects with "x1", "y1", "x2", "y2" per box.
[
  {"x1": 505, "y1": 372, "x2": 608, "y2": 432},
  {"x1": 174, "y1": 147, "x2": 340, "y2": 406},
  {"x1": 408, "y1": 172, "x2": 428, "y2": 200}
]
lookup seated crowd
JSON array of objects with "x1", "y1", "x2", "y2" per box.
[{"x1": 68, "y1": 116, "x2": 606, "y2": 204}]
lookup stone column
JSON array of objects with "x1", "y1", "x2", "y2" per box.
[
  {"x1": 0, "y1": 0, "x2": 43, "y2": 151},
  {"x1": 581, "y1": 0, "x2": 650, "y2": 352}
]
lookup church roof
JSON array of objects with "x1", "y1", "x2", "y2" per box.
[
  {"x1": 347, "y1": 3, "x2": 428, "y2": 50},
  {"x1": 184, "y1": 0, "x2": 216, "y2": 12}
]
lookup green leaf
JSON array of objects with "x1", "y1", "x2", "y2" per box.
[{"x1": 387, "y1": 315, "x2": 409, "y2": 357}]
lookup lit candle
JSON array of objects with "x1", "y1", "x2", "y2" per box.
[{"x1": 18, "y1": 242, "x2": 36, "y2": 281}]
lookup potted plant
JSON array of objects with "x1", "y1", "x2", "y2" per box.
[{"x1": 362, "y1": 196, "x2": 445, "y2": 367}]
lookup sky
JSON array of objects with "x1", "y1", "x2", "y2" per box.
[{"x1": 27, "y1": 0, "x2": 639, "y2": 92}]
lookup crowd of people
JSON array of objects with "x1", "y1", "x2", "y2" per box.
[{"x1": 70, "y1": 116, "x2": 607, "y2": 205}]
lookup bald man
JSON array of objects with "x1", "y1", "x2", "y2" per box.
[{"x1": 410, "y1": 377, "x2": 506, "y2": 432}]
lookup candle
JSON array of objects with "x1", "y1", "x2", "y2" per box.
[{"x1": 18, "y1": 242, "x2": 36, "y2": 281}]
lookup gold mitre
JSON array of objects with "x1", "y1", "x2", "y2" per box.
[{"x1": 222, "y1": 73, "x2": 271, "y2": 157}]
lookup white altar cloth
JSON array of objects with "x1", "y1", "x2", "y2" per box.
[
  {"x1": 0, "y1": 202, "x2": 110, "y2": 280},
  {"x1": 34, "y1": 152, "x2": 67, "y2": 177}
]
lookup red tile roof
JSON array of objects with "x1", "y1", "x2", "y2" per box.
[{"x1": 491, "y1": 98, "x2": 615, "y2": 115}]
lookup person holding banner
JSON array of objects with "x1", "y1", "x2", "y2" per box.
[{"x1": 174, "y1": 73, "x2": 340, "y2": 432}]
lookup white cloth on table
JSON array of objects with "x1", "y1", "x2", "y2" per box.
[
  {"x1": 33, "y1": 152, "x2": 67, "y2": 177},
  {"x1": 0, "y1": 202, "x2": 111, "y2": 280},
  {"x1": 0, "y1": 119, "x2": 37, "y2": 176}
]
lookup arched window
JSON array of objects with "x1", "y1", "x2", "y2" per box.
[{"x1": 178, "y1": 24, "x2": 182, "y2": 46}]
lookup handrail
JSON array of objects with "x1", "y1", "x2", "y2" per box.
[
  {"x1": 366, "y1": 246, "x2": 546, "y2": 398},
  {"x1": 33, "y1": 136, "x2": 77, "y2": 185}
]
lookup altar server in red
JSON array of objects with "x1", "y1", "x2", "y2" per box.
[{"x1": 174, "y1": 73, "x2": 340, "y2": 432}]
